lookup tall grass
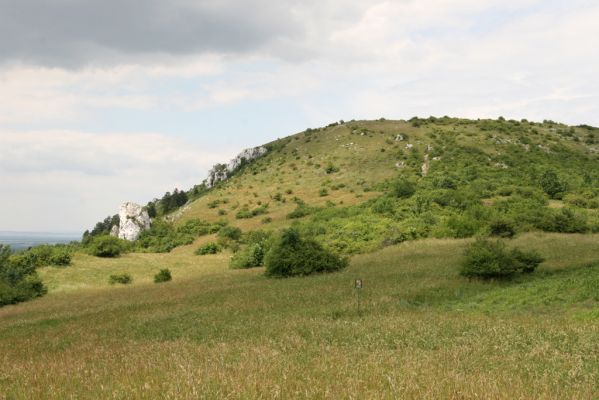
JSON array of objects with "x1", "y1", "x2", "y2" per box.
[{"x1": 1, "y1": 233, "x2": 597, "y2": 398}]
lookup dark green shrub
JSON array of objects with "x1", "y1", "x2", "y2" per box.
[
  {"x1": 287, "y1": 204, "x2": 315, "y2": 219},
  {"x1": 89, "y1": 236, "x2": 126, "y2": 258},
  {"x1": 325, "y1": 163, "x2": 339, "y2": 174},
  {"x1": 461, "y1": 239, "x2": 544, "y2": 279},
  {"x1": 489, "y1": 218, "x2": 516, "y2": 238},
  {"x1": 49, "y1": 249, "x2": 72, "y2": 266},
  {"x1": 108, "y1": 273, "x2": 132, "y2": 285},
  {"x1": 195, "y1": 242, "x2": 221, "y2": 255},
  {"x1": 264, "y1": 228, "x2": 348, "y2": 277},
  {"x1": 511, "y1": 248, "x2": 544, "y2": 273},
  {"x1": 319, "y1": 188, "x2": 329, "y2": 197},
  {"x1": 535, "y1": 208, "x2": 588, "y2": 233},
  {"x1": 392, "y1": 179, "x2": 416, "y2": 198},
  {"x1": 154, "y1": 269, "x2": 172, "y2": 283},
  {"x1": 539, "y1": 170, "x2": 567, "y2": 199},
  {"x1": 217, "y1": 226, "x2": 242, "y2": 248},
  {"x1": 218, "y1": 226, "x2": 242, "y2": 241}
]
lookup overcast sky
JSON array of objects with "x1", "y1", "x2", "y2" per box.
[{"x1": 1, "y1": 0, "x2": 598, "y2": 232}]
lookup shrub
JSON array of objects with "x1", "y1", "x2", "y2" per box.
[
  {"x1": 319, "y1": 188, "x2": 329, "y2": 197},
  {"x1": 535, "y1": 208, "x2": 588, "y2": 233},
  {"x1": 392, "y1": 179, "x2": 416, "y2": 198},
  {"x1": 264, "y1": 228, "x2": 348, "y2": 277},
  {"x1": 108, "y1": 273, "x2": 132, "y2": 285},
  {"x1": 287, "y1": 204, "x2": 315, "y2": 219},
  {"x1": 489, "y1": 218, "x2": 516, "y2": 238},
  {"x1": 49, "y1": 249, "x2": 72, "y2": 266},
  {"x1": 154, "y1": 269, "x2": 172, "y2": 283},
  {"x1": 325, "y1": 163, "x2": 339, "y2": 174},
  {"x1": 230, "y1": 243, "x2": 266, "y2": 269},
  {"x1": 89, "y1": 236, "x2": 126, "y2": 258},
  {"x1": 461, "y1": 239, "x2": 544, "y2": 279},
  {"x1": 218, "y1": 226, "x2": 242, "y2": 241},
  {"x1": 539, "y1": 170, "x2": 567, "y2": 199},
  {"x1": 195, "y1": 242, "x2": 221, "y2": 255},
  {"x1": 0, "y1": 245, "x2": 47, "y2": 307}
]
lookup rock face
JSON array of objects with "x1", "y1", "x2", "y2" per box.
[
  {"x1": 206, "y1": 146, "x2": 267, "y2": 188},
  {"x1": 112, "y1": 202, "x2": 151, "y2": 241}
]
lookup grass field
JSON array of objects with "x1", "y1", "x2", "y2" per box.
[{"x1": 1, "y1": 232, "x2": 598, "y2": 399}]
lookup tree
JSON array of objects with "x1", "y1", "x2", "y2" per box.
[{"x1": 539, "y1": 170, "x2": 567, "y2": 199}]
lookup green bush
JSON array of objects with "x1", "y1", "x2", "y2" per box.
[
  {"x1": 287, "y1": 204, "x2": 315, "y2": 219},
  {"x1": 535, "y1": 208, "x2": 588, "y2": 233},
  {"x1": 89, "y1": 235, "x2": 126, "y2": 258},
  {"x1": 49, "y1": 249, "x2": 72, "y2": 266},
  {"x1": 218, "y1": 226, "x2": 242, "y2": 241},
  {"x1": 154, "y1": 269, "x2": 172, "y2": 283},
  {"x1": 0, "y1": 245, "x2": 47, "y2": 307},
  {"x1": 539, "y1": 170, "x2": 567, "y2": 199},
  {"x1": 195, "y1": 242, "x2": 221, "y2": 255},
  {"x1": 264, "y1": 228, "x2": 348, "y2": 277},
  {"x1": 230, "y1": 243, "x2": 266, "y2": 269},
  {"x1": 461, "y1": 239, "x2": 544, "y2": 279},
  {"x1": 217, "y1": 226, "x2": 242, "y2": 249},
  {"x1": 489, "y1": 218, "x2": 516, "y2": 238},
  {"x1": 108, "y1": 273, "x2": 132, "y2": 285},
  {"x1": 392, "y1": 179, "x2": 416, "y2": 198}
]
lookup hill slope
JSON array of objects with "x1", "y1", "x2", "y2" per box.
[{"x1": 158, "y1": 117, "x2": 598, "y2": 254}]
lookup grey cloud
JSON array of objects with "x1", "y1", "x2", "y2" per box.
[{"x1": 0, "y1": 0, "x2": 306, "y2": 67}]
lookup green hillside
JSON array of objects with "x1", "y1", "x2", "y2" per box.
[
  {"x1": 166, "y1": 117, "x2": 598, "y2": 254},
  {"x1": 1, "y1": 117, "x2": 599, "y2": 398}
]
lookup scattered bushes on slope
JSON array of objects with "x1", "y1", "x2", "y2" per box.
[
  {"x1": 264, "y1": 228, "x2": 347, "y2": 277},
  {"x1": 461, "y1": 239, "x2": 544, "y2": 280}
]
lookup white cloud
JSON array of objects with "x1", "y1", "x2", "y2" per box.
[
  {"x1": 0, "y1": 130, "x2": 235, "y2": 231},
  {"x1": 1, "y1": 0, "x2": 599, "y2": 231}
]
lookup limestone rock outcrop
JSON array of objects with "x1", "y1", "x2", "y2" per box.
[
  {"x1": 205, "y1": 146, "x2": 267, "y2": 188},
  {"x1": 111, "y1": 202, "x2": 151, "y2": 241}
]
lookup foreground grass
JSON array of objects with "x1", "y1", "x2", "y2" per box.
[{"x1": 1, "y1": 233, "x2": 598, "y2": 399}]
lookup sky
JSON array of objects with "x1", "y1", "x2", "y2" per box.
[{"x1": 1, "y1": 0, "x2": 598, "y2": 233}]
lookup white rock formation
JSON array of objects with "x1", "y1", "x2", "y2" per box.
[
  {"x1": 206, "y1": 146, "x2": 267, "y2": 188},
  {"x1": 113, "y1": 202, "x2": 151, "y2": 241}
]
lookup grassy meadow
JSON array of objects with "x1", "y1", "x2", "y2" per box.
[{"x1": 1, "y1": 232, "x2": 598, "y2": 399}]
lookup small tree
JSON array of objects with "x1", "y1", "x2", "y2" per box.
[{"x1": 539, "y1": 170, "x2": 567, "y2": 199}]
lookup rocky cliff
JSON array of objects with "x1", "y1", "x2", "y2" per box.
[
  {"x1": 110, "y1": 202, "x2": 151, "y2": 241},
  {"x1": 205, "y1": 146, "x2": 267, "y2": 188}
]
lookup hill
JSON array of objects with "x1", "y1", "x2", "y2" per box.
[
  {"x1": 1, "y1": 117, "x2": 599, "y2": 398},
  {"x1": 140, "y1": 116, "x2": 598, "y2": 255}
]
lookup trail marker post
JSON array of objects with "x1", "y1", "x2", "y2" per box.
[{"x1": 355, "y1": 279, "x2": 363, "y2": 315}]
